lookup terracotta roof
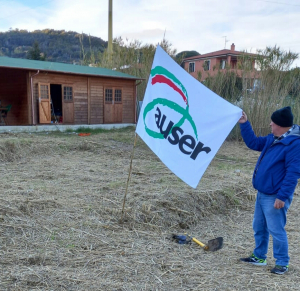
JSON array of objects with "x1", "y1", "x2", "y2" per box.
[
  {"x1": 0, "y1": 56, "x2": 142, "y2": 80},
  {"x1": 183, "y1": 49, "x2": 257, "y2": 62}
]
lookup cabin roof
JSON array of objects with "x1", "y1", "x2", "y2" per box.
[{"x1": 0, "y1": 56, "x2": 142, "y2": 80}]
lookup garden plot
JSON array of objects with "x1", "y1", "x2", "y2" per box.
[{"x1": 0, "y1": 128, "x2": 299, "y2": 290}]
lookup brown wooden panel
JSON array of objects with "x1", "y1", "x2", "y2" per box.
[
  {"x1": 38, "y1": 83, "x2": 51, "y2": 124},
  {"x1": 90, "y1": 82, "x2": 103, "y2": 124},
  {"x1": 104, "y1": 105, "x2": 114, "y2": 123},
  {"x1": 114, "y1": 103, "x2": 123, "y2": 123},
  {"x1": 0, "y1": 68, "x2": 29, "y2": 125},
  {"x1": 39, "y1": 101, "x2": 51, "y2": 123},
  {"x1": 63, "y1": 102, "x2": 74, "y2": 124},
  {"x1": 61, "y1": 85, "x2": 74, "y2": 124}
]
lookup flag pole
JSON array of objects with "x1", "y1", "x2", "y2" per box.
[{"x1": 121, "y1": 133, "x2": 138, "y2": 221}]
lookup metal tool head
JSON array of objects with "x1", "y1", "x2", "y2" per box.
[{"x1": 206, "y1": 237, "x2": 223, "y2": 252}]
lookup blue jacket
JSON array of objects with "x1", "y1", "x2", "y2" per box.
[{"x1": 240, "y1": 121, "x2": 300, "y2": 201}]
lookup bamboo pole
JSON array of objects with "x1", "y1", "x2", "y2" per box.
[{"x1": 121, "y1": 133, "x2": 138, "y2": 221}]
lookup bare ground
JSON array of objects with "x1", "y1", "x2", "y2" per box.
[{"x1": 0, "y1": 127, "x2": 299, "y2": 291}]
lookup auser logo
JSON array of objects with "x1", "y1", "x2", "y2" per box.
[{"x1": 143, "y1": 66, "x2": 211, "y2": 160}]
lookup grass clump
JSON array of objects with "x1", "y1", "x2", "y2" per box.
[
  {"x1": 65, "y1": 126, "x2": 135, "y2": 135},
  {"x1": 0, "y1": 138, "x2": 33, "y2": 162}
]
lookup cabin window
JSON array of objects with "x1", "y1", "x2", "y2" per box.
[
  {"x1": 63, "y1": 86, "x2": 73, "y2": 101},
  {"x1": 114, "y1": 89, "x2": 122, "y2": 103},
  {"x1": 105, "y1": 89, "x2": 113, "y2": 103},
  {"x1": 40, "y1": 84, "x2": 50, "y2": 99},
  {"x1": 204, "y1": 60, "x2": 210, "y2": 71},
  {"x1": 188, "y1": 62, "x2": 195, "y2": 73},
  {"x1": 105, "y1": 88, "x2": 122, "y2": 104}
]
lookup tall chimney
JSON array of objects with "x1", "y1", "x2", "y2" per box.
[
  {"x1": 231, "y1": 43, "x2": 235, "y2": 51},
  {"x1": 108, "y1": 0, "x2": 113, "y2": 56}
]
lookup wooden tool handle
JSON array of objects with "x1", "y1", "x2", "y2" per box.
[
  {"x1": 192, "y1": 237, "x2": 205, "y2": 247},
  {"x1": 192, "y1": 237, "x2": 209, "y2": 250}
]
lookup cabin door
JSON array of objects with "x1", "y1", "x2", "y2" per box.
[
  {"x1": 104, "y1": 88, "x2": 123, "y2": 123},
  {"x1": 62, "y1": 85, "x2": 74, "y2": 124},
  {"x1": 38, "y1": 83, "x2": 51, "y2": 124}
]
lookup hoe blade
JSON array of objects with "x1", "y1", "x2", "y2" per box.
[{"x1": 207, "y1": 237, "x2": 223, "y2": 252}]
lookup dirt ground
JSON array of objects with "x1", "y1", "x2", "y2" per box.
[{"x1": 0, "y1": 127, "x2": 299, "y2": 291}]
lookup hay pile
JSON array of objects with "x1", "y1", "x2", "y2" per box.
[{"x1": 0, "y1": 128, "x2": 299, "y2": 290}]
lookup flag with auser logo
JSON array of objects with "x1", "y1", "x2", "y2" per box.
[{"x1": 136, "y1": 45, "x2": 242, "y2": 188}]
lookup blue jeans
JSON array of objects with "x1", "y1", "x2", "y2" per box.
[{"x1": 253, "y1": 191, "x2": 293, "y2": 266}]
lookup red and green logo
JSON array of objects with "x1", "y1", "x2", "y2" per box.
[{"x1": 143, "y1": 66, "x2": 211, "y2": 160}]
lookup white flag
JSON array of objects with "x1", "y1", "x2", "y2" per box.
[{"x1": 136, "y1": 45, "x2": 242, "y2": 188}]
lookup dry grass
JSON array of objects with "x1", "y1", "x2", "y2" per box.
[{"x1": 0, "y1": 128, "x2": 299, "y2": 290}]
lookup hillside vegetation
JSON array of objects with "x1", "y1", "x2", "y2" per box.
[{"x1": 0, "y1": 28, "x2": 107, "y2": 64}]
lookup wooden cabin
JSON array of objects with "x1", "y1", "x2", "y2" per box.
[{"x1": 0, "y1": 56, "x2": 142, "y2": 126}]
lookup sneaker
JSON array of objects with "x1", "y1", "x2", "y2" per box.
[
  {"x1": 240, "y1": 253, "x2": 267, "y2": 266},
  {"x1": 270, "y1": 265, "x2": 289, "y2": 275}
]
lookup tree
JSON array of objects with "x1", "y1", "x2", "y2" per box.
[
  {"x1": 90, "y1": 37, "x2": 178, "y2": 100},
  {"x1": 287, "y1": 67, "x2": 300, "y2": 97},
  {"x1": 176, "y1": 50, "x2": 200, "y2": 60},
  {"x1": 256, "y1": 45, "x2": 298, "y2": 71},
  {"x1": 27, "y1": 41, "x2": 46, "y2": 61}
]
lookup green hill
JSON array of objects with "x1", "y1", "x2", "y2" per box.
[
  {"x1": 0, "y1": 28, "x2": 107, "y2": 64},
  {"x1": 0, "y1": 28, "x2": 201, "y2": 66}
]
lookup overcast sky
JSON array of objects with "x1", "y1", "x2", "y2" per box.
[{"x1": 0, "y1": 0, "x2": 300, "y2": 66}]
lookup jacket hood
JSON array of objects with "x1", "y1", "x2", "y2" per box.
[
  {"x1": 278, "y1": 124, "x2": 300, "y2": 146},
  {"x1": 289, "y1": 124, "x2": 300, "y2": 137}
]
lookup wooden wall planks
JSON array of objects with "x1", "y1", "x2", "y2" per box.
[{"x1": 0, "y1": 68, "x2": 137, "y2": 125}]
